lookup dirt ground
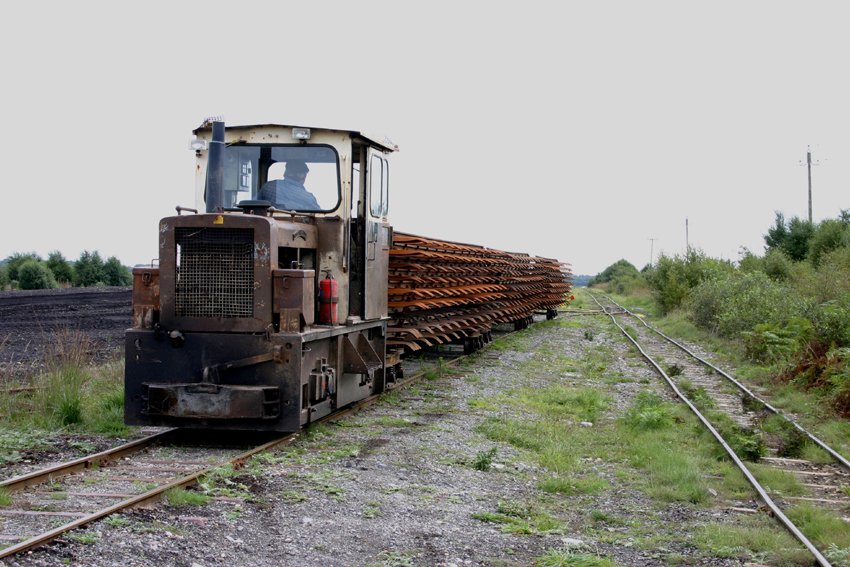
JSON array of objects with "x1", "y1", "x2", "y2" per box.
[
  {"x1": 0, "y1": 291, "x2": 773, "y2": 566},
  {"x1": 0, "y1": 290, "x2": 785, "y2": 566},
  {"x1": 0, "y1": 287, "x2": 131, "y2": 383}
]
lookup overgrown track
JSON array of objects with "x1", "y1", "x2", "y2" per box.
[
  {"x1": 0, "y1": 428, "x2": 291, "y2": 559},
  {"x1": 591, "y1": 293, "x2": 850, "y2": 566},
  {"x1": 0, "y1": 325, "x2": 500, "y2": 559}
]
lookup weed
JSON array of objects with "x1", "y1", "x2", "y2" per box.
[
  {"x1": 666, "y1": 363, "x2": 684, "y2": 377},
  {"x1": 372, "y1": 416, "x2": 413, "y2": 428},
  {"x1": 786, "y1": 503, "x2": 850, "y2": 548},
  {"x1": 748, "y1": 463, "x2": 805, "y2": 496},
  {"x1": 472, "y1": 500, "x2": 562, "y2": 535},
  {"x1": 473, "y1": 447, "x2": 497, "y2": 471},
  {"x1": 68, "y1": 531, "x2": 98, "y2": 544},
  {"x1": 694, "y1": 521, "x2": 811, "y2": 564},
  {"x1": 164, "y1": 487, "x2": 210, "y2": 506},
  {"x1": 198, "y1": 465, "x2": 254, "y2": 500},
  {"x1": 368, "y1": 550, "x2": 415, "y2": 567},
  {"x1": 468, "y1": 398, "x2": 498, "y2": 411},
  {"x1": 0, "y1": 487, "x2": 11, "y2": 507},
  {"x1": 677, "y1": 379, "x2": 715, "y2": 410},
  {"x1": 760, "y1": 414, "x2": 808, "y2": 458},
  {"x1": 583, "y1": 330, "x2": 594, "y2": 341},
  {"x1": 535, "y1": 548, "x2": 615, "y2": 567},
  {"x1": 622, "y1": 392, "x2": 675, "y2": 430},
  {"x1": 363, "y1": 502, "x2": 382, "y2": 519},
  {"x1": 280, "y1": 489, "x2": 305, "y2": 504},
  {"x1": 538, "y1": 476, "x2": 607, "y2": 496},
  {"x1": 103, "y1": 515, "x2": 129, "y2": 528}
]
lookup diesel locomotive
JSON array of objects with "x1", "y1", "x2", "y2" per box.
[{"x1": 125, "y1": 120, "x2": 569, "y2": 433}]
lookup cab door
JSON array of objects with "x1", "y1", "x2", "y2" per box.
[{"x1": 363, "y1": 150, "x2": 390, "y2": 320}]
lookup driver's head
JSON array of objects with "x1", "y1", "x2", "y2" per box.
[{"x1": 284, "y1": 161, "x2": 309, "y2": 180}]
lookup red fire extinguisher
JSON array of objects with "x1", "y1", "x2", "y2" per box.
[{"x1": 318, "y1": 271, "x2": 339, "y2": 325}]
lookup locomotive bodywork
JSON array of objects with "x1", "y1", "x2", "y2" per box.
[{"x1": 125, "y1": 121, "x2": 396, "y2": 431}]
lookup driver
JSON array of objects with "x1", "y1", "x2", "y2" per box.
[{"x1": 258, "y1": 161, "x2": 320, "y2": 210}]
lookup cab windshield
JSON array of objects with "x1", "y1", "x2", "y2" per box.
[{"x1": 216, "y1": 144, "x2": 340, "y2": 212}]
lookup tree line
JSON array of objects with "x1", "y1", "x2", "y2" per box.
[{"x1": 0, "y1": 251, "x2": 132, "y2": 290}]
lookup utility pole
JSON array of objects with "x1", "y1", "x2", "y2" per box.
[
  {"x1": 799, "y1": 146, "x2": 820, "y2": 223},
  {"x1": 648, "y1": 238, "x2": 656, "y2": 267},
  {"x1": 806, "y1": 146, "x2": 813, "y2": 223}
]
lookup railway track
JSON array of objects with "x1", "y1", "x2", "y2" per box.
[
  {"x1": 0, "y1": 428, "x2": 291, "y2": 560},
  {"x1": 591, "y1": 293, "x2": 850, "y2": 566},
  {"x1": 0, "y1": 332, "x2": 488, "y2": 560}
]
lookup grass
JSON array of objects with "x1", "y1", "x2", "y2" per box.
[
  {"x1": 164, "y1": 487, "x2": 210, "y2": 506},
  {"x1": 1, "y1": 333, "x2": 128, "y2": 437},
  {"x1": 535, "y1": 548, "x2": 615, "y2": 567},
  {"x1": 538, "y1": 476, "x2": 608, "y2": 496},
  {"x1": 197, "y1": 464, "x2": 255, "y2": 501},
  {"x1": 786, "y1": 503, "x2": 850, "y2": 549},
  {"x1": 0, "y1": 487, "x2": 11, "y2": 507},
  {"x1": 747, "y1": 463, "x2": 806, "y2": 496},
  {"x1": 67, "y1": 531, "x2": 98, "y2": 544},
  {"x1": 694, "y1": 520, "x2": 810, "y2": 563},
  {"x1": 472, "y1": 500, "x2": 563, "y2": 535}
]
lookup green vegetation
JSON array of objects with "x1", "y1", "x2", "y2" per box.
[
  {"x1": 535, "y1": 548, "x2": 615, "y2": 567},
  {"x1": 67, "y1": 531, "x2": 98, "y2": 544},
  {"x1": 0, "y1": 330, "x2": 127, "y2": 437},
  {"x1": 598, "y1": 209, "x2": 850, "y2": 416},
  {"x1": 164, "y1": 487, "x2": 211, "y2": 506},
  {"x1": 472, "y1": 500, "x2": 563, "y2": 535},
  {"x1": 472, "y1": 447, "x2": 498, "y2": 471},
  {"x1": 0, "y1": 487, "x2": 11, "y2": 507},
  {"x1": 0, "y1": 249, "x2": 131, "y2": 290},
  {"x1": 585, "y1": 208, "x2": 850, "y2": 558}
]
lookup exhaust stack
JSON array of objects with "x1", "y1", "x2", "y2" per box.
[{"x1": 205, "y1": 120, "x2": 225, "y2": 212}]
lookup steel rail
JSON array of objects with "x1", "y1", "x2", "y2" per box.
[
  {"x1": 590, "y1": 293, "x2": 831, "y2": 567},
  {"x1": 0, "y1": 431, "x2": 298, "y2": 560},
  {"x1": 605, "y1": 294, "x2": 850, "y2": 473},
  {"x1": 0, "y1": 429, "x2": 178, "y2": 492}
]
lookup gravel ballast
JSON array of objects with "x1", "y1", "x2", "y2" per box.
[{"x1": 3, "y1": 316, "x2": 775, "y2": 566}]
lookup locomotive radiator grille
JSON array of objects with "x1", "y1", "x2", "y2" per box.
[{"x1": 175, "y1": 227, "x2": 254, "y2": 318}]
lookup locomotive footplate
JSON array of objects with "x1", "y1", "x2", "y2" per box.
[{"x1": 143, "y1": 382, "x2": 280, "y2": 419}]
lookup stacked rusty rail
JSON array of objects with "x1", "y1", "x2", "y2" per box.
[{"x1": 387, "y1": 232, "x2": 571, "y2": 351}]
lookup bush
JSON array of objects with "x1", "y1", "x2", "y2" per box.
[
  {"x1": 17, "y1": 259, "x2": 58, "y2": 290},
  {"x1": 742, "y1": 320, "x2": 811, "y2": 363},
  {"x1": 646, "y1": 250, "x2": 733, "y2": 314},
  {"x1": 5, "y1": 252, "x2": 41, "y2": 282},
  {"x1": 687, "y1": 271, "x2": 802, "y2": 339},
  {"x1": 589, "y1": 259, "x2": 640, "y2": 286},
  {"x1": 0, "y1": 265, "x2": 8, "y2": 289},
  {"x1": 809, "y1": 247, "x2": 850, "y2": 302},
  {"x1": 765, "y1": 213, "x2": 814, "y2": 262},
  {"x1": 809, "y1": 218, "x2": 850, "y2": 268},
  {"x1": 808, "y1": 298, "x2": 850, "y2": 349},
  {"x1": 74, "y1": 251, "x2": 105, "y2": 287},
  {"x1": 46, "y1": 251, "x2": 75, "y2": 284},
  {"x1": 763, "y1": 249, "x2": 793, "y2": 282},
  {"x1": 103, "y1": 256, "x2": 132, "y2": 286}
]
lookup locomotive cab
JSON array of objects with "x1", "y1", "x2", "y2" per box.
[{"x1": 125, "y1": 121, "x2": 396, "y2": 431}]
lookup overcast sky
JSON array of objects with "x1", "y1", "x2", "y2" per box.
[{"x1": 1, "y1": 2, "x2": 847, "y2": 276}]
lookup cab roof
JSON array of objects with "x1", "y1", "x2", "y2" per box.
[{"x1": 192, "y1": 121, "x2": 398, "y2": 153}]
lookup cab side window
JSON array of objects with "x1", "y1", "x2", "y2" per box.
[{"x1": 369, "y1": 155, "x2": 389, "y2": 217}]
